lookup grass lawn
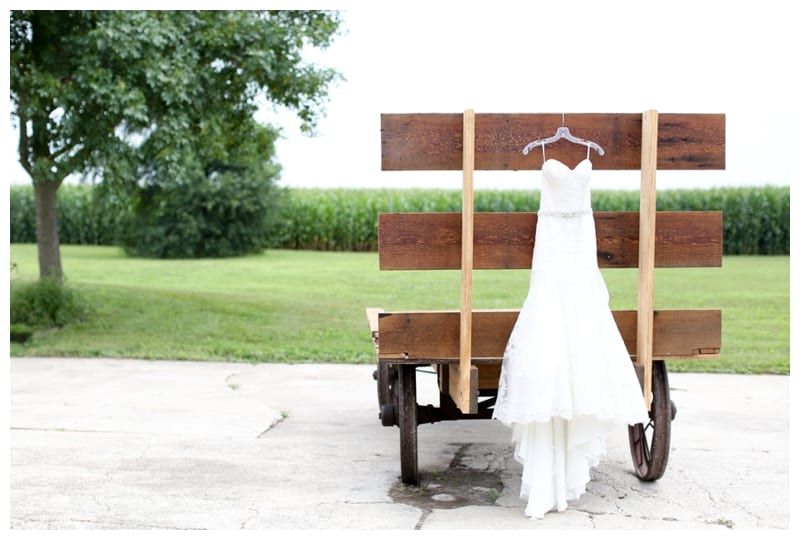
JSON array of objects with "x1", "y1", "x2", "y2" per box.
[{"x1": 9, "y1": 244, "x2": 789, "y2": 374}]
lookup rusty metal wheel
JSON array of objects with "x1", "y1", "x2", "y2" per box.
[
  {"x1": 397, "y1": 364, "x2": 419, "y2": 485},
  {"x1": 375, "y1": 362, "x2": 396, "y2": 412},
  {"x1": 628, "y1": 360, "x2": 672, "y2": 481}
]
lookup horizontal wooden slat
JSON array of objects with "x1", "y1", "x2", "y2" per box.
[
  {"x1": 379, "y1": 211, "x2": 722, "y2": 270},
  {"x1": 382, "y1": 113, "x2": 725, "y2": 171},
  {"x1": 477, "y1": 363, "x2": 502, "y2": 390},
  {"x1": 437, "y1": 363, "x2": 502, "y2": 392},
  {"x1": 377, "y1": 309, "x2": 721, "y2": 362}
]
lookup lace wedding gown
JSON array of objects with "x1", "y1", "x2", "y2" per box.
[{"x1": 492, "y1": 157, "x2": 649, "y2": 519}]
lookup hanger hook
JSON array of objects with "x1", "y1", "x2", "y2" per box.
[{"x1": 561, "y1": 112, "x2": 565, "y2": 126}]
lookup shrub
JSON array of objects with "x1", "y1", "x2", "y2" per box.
[
  {"x1": 10, "y1": 277, "x2": 91, "y2": 329},
  {"x1": 10, "y1": 324, "x2": 35, "y2": 343},
  {"x1": 116, "y1": 166, "x2": 283, "y2": 258}
]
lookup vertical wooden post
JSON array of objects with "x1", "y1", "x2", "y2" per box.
[
  {"x1": 449, "y1": 109, "x2": 478, "y2": 414},
  {"x1": 637, "y1": 110, "x2": 658, "y2": 410}
]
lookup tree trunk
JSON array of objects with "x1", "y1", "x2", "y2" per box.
[{"x1": 34, "y1": 180, "x2": 63, "y2": 284}]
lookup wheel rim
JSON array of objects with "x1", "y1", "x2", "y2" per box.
[
  {"x1": 376, "y1": 362, "x2": 395, "y2": 410},
  {"x1": 628, "y1": 360, "x2": 671, "y2": 481},
  {"x1": 397, "y1": 364, "x2": 419, "y2": 484}
]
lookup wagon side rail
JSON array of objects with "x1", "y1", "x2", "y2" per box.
[
  {"x1": 368, "y1": 111, "x2": 725, "y2": 484},
  {"x1": 374, "y1": 111, "x2": 725, "y2": 414}
]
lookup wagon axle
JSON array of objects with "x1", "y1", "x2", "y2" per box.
[{"x1": 376, "y1": 361, "x2": 677, "y2": 485}]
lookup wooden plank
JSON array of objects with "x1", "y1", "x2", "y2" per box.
[
  {"x1": 366, "y1": 307, "x2": 383, "y2": 335},
  {"x1": 438, "y1": 364, "x2": 496, "y2": 394},
  {"x1": 637, "y1": 110, "x2": 659, "y2": 410},
  {"x1": 454, "y1": 109, "x2": 477, "y2": 414},
  {"x1": 365, "y1": 307, "x2": 383, "y2": 355},
  {"x1": 478, "y1": 363, "x2": 502, "y2": 390},
  {"x1": 377, "y1": 309, "x2": 721, "y2": 362},
  {"x1": 444, "y1": 363, "x2": 548, "y2": 392},
  {"x1": 381, "y1": 113, "x2": 725, "y2": 171},
  {"x1": 378, "y1": 211, "x2": 722, "y2": 270}
]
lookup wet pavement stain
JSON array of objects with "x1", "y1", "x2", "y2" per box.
[{"x1": 390, "y1": 443, "x2": 506, "y2": 518}]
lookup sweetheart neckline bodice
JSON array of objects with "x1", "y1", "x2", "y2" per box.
[
  {"x1": 542, "y1": 157, "x2": 592, "y2": 172},
  {"x1": 539, "y1": 158, "x2": 593, "y2": 214}
]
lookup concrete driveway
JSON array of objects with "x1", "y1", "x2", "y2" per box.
[{"x1": 9, "y1": 357, "x2": 791, "y2": 530}]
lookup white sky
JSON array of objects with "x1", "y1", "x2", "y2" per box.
[
  {"x1": 263, "y1": 1, "x2": 798, "y2": 191},
  {"x1": 6, "y1": 1, "x2": 799, "y2": 191}
]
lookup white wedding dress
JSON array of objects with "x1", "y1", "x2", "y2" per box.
[{"x1": 492, "y1": 156, "x2": 649, "y2": 519}]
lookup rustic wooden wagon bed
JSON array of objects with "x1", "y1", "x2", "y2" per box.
[{"x1": 367, "y1": 111, "x2": 725, "y2": 485}]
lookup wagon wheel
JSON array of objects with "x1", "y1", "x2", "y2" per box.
[
  {"x1": 397, "y1": 364, "x2": 419, "y2": 485},
  {"x1": 628, "y1": 360, "x2": 672, "y2": 481},
  {"x1": 375, "y1": 361, "x2": 396, "y2": 411}
]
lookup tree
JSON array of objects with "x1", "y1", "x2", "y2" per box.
[{"x1": 10, "y1": 10, "x2": 343, "y2": 281}]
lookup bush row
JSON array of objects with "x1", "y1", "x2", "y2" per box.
[{"x1": 10, "y1": 184, "x2": 790, "y2": 255}]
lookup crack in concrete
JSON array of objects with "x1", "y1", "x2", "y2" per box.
[
  {"x1": 257, "y1": 412, "x2": 288, "y2": 438},
  {"x1": 705, "y1": 517, "x2": 735, "y2": 528},
  {"x1": 239, "y1": 507, "x2": 261, "y2": 529},
  {"x1": 413, "y1": 507, "x2": 432, "y2": 530}
]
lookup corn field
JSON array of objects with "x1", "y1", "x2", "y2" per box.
[
  {"x1": 269, "y1": 186, "x2": 790, "y2": 255},
  {"x1": 9, "y1": 185, "x2": 790, "y2": 255}
]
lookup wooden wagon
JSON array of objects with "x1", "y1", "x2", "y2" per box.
[{"x1": 367, "y1": 111, "x2": 724, "y2": 485}]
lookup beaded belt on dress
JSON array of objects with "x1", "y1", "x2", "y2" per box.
[{"x1": 537, "y1": 208, "x2": 592, "y2": 218}]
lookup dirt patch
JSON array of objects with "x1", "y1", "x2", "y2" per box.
[{"x1": 390, "y1": 443, "x2": 506, "y2": 518}]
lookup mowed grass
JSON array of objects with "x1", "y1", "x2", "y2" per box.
[{"x1": 9, "y1": 244, "x2": 789, "y2": 374}]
